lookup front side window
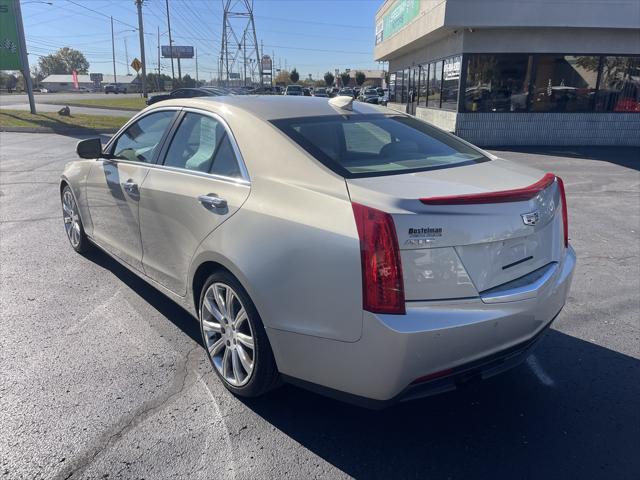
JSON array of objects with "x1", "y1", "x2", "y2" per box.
[
  {"x1": 596, "y1": 56, "x2": 640, "y2": 112},
  {"x1": 111, "y1": 110, "x2": 175, "y2": 163},
  {"x1": 272, "y1": 114, "x2": 488, "y2": 178},
  {"x1": 162, "y1": 112, "x2": 242, "y2": 178},
  {"x1": 532, "y1": 55, "x2": 599, "y2": 112},
  {"x1": 464, "y1": 54, "x2": 532, "y2": 112}
]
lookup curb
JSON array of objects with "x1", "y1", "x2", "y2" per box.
[
  {"x1": 42, "y1": 102, "x2": 142, "y2": 112},
  {"x1": 1, "y1": 126, "x2": 118, "y2": 134}
]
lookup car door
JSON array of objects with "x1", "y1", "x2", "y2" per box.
[
  {"x1": 85, "y1": 109, "x2": 178, "y2": 271},
  {"x1": 138, "y1": 109, "x2": 251, "y2": 295}
]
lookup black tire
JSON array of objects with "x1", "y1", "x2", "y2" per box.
[
  {"x1": 61, "y1": 185, "x2": 92, "y2": 254},
  {"x1": 199, "y1": 270, "x2": 279, "y2": 397}
]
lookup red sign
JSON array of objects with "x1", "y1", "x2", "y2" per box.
[{"x1": 72, "y1": 70, "x2": 79, "y2": 89}]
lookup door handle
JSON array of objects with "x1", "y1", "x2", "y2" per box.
[
  {"x1": 123, "y1": 180, "x2": 138, "y2": 195},
  {"x1": 198, "y1": 194, "x2": 227, "y2": 210}
]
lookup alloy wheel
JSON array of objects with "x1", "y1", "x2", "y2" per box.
[
  {"x1": 201, "y1": 282, "x2": 255, "y2": 387},
  {"x1": 62, "y1": 189, "x2": 81, "y2": 248}
]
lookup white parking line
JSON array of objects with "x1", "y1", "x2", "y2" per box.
[{"x1": 526, "y1": 354, "x2": 555, "y2": 386}]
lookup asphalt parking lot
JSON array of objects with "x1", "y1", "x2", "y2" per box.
[{"x1": 1, "y1": 132, "x2": 638, "y2": 479}]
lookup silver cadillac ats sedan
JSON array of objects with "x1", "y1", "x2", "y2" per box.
[{"x1": 60, "y1": 95, "x2": 575, "y2": 407}]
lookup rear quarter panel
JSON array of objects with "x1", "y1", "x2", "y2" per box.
[{"x1": 190, "y1": 107, "x2": 364, "y2": 342}]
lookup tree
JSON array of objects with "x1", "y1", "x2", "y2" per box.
[
  {"x1": 2, "y1": 73, "x2": 18, "y2": 93},
  {"x1": 145, "y1": 72, "x2": 173, "y2": 92},
  {"x1": 289, "y1": 68, "x2": 299, "y2": 84},
  {"x1": 38, "y1": 47, "x2": 89, "y2": 77},
  {"x1": 182, "y1": 74, "x2": 196, "y2": 88},
  {"x1": 275, "y1": 70, "x2": 290, "y2": 84},
  {"x1": 323, "y1": 71, "x2": 334, "y2": 87},
  {"x1": 355, "y1": 71, "x2": 366, "y2": 86},
  {"x1": 340, "y1": 71, "x2": 351, "y2": 88}
]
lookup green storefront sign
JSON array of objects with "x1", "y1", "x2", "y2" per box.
[
  {"x1": 383, "y1": 0, "x2": 420, "y2": 41},
  {"x1": 0, "y1": 0, "x2": 22, "y2": 70}
]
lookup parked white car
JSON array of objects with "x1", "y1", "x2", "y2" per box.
[{"x1": 60, "y1": 95, "x2": 575, "y2": 407}]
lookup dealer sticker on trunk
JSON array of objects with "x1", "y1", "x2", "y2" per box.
[{"x1": 404, "y1": 227, "x2": 443, "y2": 247}]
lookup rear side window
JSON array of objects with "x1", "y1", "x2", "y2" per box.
[
  {"x1": 162, "y1": 112, "x2": 242, "y2": 178},
  {"x1": 272, "y1": 114, "x2": 489, "y2": 178}
]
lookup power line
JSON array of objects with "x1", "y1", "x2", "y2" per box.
[{"x1": 64, "y1": 0, "x2": 139, "y2": 30}]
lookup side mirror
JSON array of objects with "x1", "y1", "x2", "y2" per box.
[{"x1": 76, "y1": 138, "x2": 103, "y2": 159}]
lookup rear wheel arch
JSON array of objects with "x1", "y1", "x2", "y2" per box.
[
  {"x1": 59, "y1": 179, "x2": 69, "y2": 196},
  {"x1": 192, "y1": 261, "x2": 234, "y2": 314}
]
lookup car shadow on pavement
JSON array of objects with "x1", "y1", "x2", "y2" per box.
[
  {"x1": 82, "y1": 248, "x2": 202, "y2": 345},
  {"x1": 81, "y1": 248, "x2": 639, "y2": 479},
  {"x1": 242, "y1": 330, "x2": 639, "y2": 479},
  {"x1": 490, "y1": 146, "x2": 640, "y2": 171}
]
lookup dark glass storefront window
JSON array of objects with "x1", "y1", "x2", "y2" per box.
[
  {"x1": 441, "y1": 56, "x2": 462, "y2": 111},
  {"x1": 401, "y1": 68, "x2": 409, "y2": 103},
  {"x1": 596, "y1": 56, "x2": 640, "y2": 112},
  {"x1": 465, "y1": 54, "x2": 532, "y2": 112},
  {"x1": 428, "y1": 61, "x2": 442, "y2": 107},
  {"x1": 389, "y1": 73, "x2": 397, "y2": 102},
  {"x1": 418, "y1": 64, "x2": 428, "y2": 107},
  {"x1": 532, "y1": 55, "x2": 599, "y2": 112},
  {"x1": 395, "y1": 70, "x2": 404, "y2": 103}
]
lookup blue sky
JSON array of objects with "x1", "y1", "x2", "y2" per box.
[{"x1": 22, "y1": 0, "x2": 384, "y2": 80}]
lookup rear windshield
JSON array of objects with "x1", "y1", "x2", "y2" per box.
[
  {"x1": 271, "y1": 114, "x2": 489, "y2": 178},
  {"x1": 287, "y1": 86, "x2": 302, "y2": 91}
]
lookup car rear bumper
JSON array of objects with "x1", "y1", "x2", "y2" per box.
[{"x1": 269, "y1": 246, "x2": 576, "y2": 406}]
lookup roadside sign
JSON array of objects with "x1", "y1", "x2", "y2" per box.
[
  {"x1": 261, "y1": 55, "x2": 272, "y2": 72},
  {"x1": 131, "y1": 58, "x2": 142, "y2": 72},
  {"x1": 0, "y1": 0, "x2": 22, "y2": 70},
  {"x1": 161, "y1": 45, "x2": 194, "y2": 59}
]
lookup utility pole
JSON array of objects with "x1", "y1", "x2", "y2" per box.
[
  {"x1": 195, "y1": 48, "x2": 199, "y2": 84},
  {"x1": 243, "y1": 34, "x2": 246, "y2": 87},
  {"x1": 111, "y1": 16, "x2": 117, "y2": 83},
  {"x1": 13, "y1": 0, "x2": 35, "y2": 113},
  {"x1": 165, "y1": 0, "x2": 175, "y2": 83},
  {"x1": 135, "y1": 0, "x2": 148, "y2": 98},
  {"x1": 158, "y1": 26, "x2": 160, "y2": 77},
  {"x1": 220, "y1": 0, "x2": 261, "y2": 87},
  {"x1": 124, "y1": 38, "x2": 130, "y2": 75}
]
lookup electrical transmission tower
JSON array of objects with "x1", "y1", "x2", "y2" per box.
[{"x1": 219, "y1": 0, "x2": 262, "y2": 87}]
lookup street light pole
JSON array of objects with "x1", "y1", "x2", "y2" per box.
[
  {"x1": 165, "y1": 0, "x2": 175, "y2": 83},
  {"x1": 110, "y1": 16, "x2": 117, "y2": 83},
  {"x1": 135, "y1": 0, "x2": 147, "y2": 98},
  {"x1": 195, "y1": 48, "x2": 199, "y2": 85}
]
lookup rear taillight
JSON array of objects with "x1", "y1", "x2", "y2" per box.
[
  {"x1": 556, "y1": 175, "x2": 569, "y2": 248},
  {"x1": 352, "y1": 203, "x2": 405, "y2": 315}
]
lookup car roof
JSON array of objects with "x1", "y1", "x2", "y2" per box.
[{"x1": 148, "y1": 95, "x2": 387, "y2": 120}]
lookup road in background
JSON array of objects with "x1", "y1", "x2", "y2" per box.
[
  {"x1": 1, "y1": 133, "x2": 638, "y2": 479},
  {"x1": 1, "y1": 93, "x2": 140, "y2": 119},
  {"x1": 0, "y1": 92, "x2": 141, "y2": 107}
]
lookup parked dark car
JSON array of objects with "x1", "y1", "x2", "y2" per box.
[
  {"x1": 104, "y1": 83, "x2": 127, "y2": 94},
  {"x1": 313, "y1": 87, "x2": 329, "y2": 97},
  {"x1": 303, "y1": 88, "x2": 312, "y2": 96},
  {"x1": 146, "y1": 88, "x2": 222, "y2": 105},
  {"x1": 359, "y1": 87, "x2": 381, "y2": 104},
  {"x1": 284, "y1": 85, "x2": 303, "y2": 96},
  {"x1": 338, "y1": 88, "x2": 355, "y2": 98}
]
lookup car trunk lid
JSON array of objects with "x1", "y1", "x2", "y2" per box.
[{"x1": 346, "y1": 159, "x2": 564, "y2": 300}]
